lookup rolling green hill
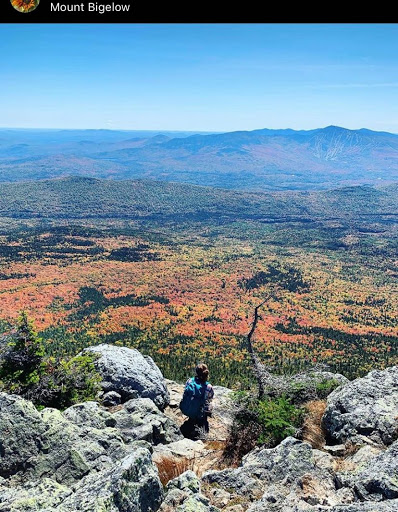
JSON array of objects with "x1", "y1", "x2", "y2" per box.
[{"x1": 0, "y1": 176, "x2": 396, "y2": 221}]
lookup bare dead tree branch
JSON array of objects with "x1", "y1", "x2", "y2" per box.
[
  {"x1": 246, "y1": 297, "x2": 292, "y2": 399},
  {"x1": 245, "y1": 292, "x2": 334, "y2": 402},
  {"x1": 247, "y1": 301, "x2": 266, "y2": 355},
  {"x1": 246, "y1": 300, "x2": 271, "y2": 399}
]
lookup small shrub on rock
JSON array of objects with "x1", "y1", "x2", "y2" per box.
[
  {"x1": 0, "y1": 314, "x2": 101, "y2": 410},
  {"x1": 223, "y1": 392, "x2": 304, "y2": 464},
  {"x1": 314, "y1": 378, "x2": 341, "y2": 399},
  {"x1": 0, "y1": 312, "x2": 46, "y2": 394},
  {"x1": 31, "y1": 352, "x2": 102, "y2": 410},
  {"x1": 256, "y1": 396, "x2": 304, "y2": 445}
]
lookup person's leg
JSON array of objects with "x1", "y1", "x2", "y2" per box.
[
  {"x1": 180, "y1": 418, "x2": 197, "y2": 440},
  {"x1": 180, "y1": 416, "x2": 210, "y2": 440}
]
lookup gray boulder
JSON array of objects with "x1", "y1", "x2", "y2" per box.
[
  {"x1": 0, "y1": 478, "x2": 71, "y2": 511},
  {"x1": 175, "y1": 495, "x2": 220, "y2": 512},
  {"x1": 84, "y1": 344, "x2": 170, "y2": 410},
  {"x1": 160, "y1": 471, "x2": 219, "y2": 512},
  {"x1": 103, "y1": 391, "x2": 122, "y2": 406},
  {"x1": 211, "y1": 385, "x2": 235, "y2": 426},
  {"x1": 64, "y1": 398, "x2": 182, "y2": 446},
  {"x1": 24, "y1": 407, "x2": 129, "y2": 485},
  {"x1": 248, "y1": 483, "x2": 354, "y2": 512},
  {"x1": 323, "y1": 366, "x2": 398, "y2": 446},
  {"x1": 166, "y1": 470, "x2": 201, "y2": 494},
  {"x1": 338, "y1": 440, "x2": 398, "y2": 501},
  {"x1": 203, "y1": 437, "x2": 344, "y2": 506},
  {"x1": 328, "y1": 502, "x2": 398, "y2": 511},
  {"x1": 153, "y1": 438, "x2": 208, "y2": 461},
  {"x1": 205, "y1": 486, "x2": 232, "y2": 509},
  {"x1": 63, "y1": 401, "x2": 117, "y2": 429},
  {"x1": 203, "y1": 437, "x2": 316, "y2": 498},
  {"x1": 0, "y1": 392, "x2": 165, "y2": 511},
  {"x1": 0, "y1": 444, "x2": 163, "y2": 512},
  {"x1": 342, "y1": 445, "x2": 383, "y2": 472},
  {"x1": 0, "y1": 393, "x2": 48, "y2": 479},
  {"x1": 113, "y1": 398, "x2": 183, "y2": 445},
  {"x1": 58, "y1": 445, "x2": 163, "y2": 511}
]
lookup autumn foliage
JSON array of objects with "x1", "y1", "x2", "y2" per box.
[{"x1": 0, "y1": 181, "x2": 396, "y2": 387}]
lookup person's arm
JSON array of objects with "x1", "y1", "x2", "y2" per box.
[
  {"x1": 205, "y1": 384, "x2": 214, "y2": 415},
  {"x1": 207, "y1": 384, "x2": 214, "y2": 401}
]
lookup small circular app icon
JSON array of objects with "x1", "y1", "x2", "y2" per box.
[{"x1": 11, "y1": 0, "x2": 40, "y2": 12}]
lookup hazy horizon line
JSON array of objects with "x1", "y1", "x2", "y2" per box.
[{"x1": 1, "y1": 125, "x2": 397, "y2": 136}]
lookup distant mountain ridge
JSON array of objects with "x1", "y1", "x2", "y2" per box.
[{"x1": 0, "y1": 126, "x2": 397, "y2": 191}]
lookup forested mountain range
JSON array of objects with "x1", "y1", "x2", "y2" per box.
[{"x1": 1, "y1": 126, "x2": 397, "y2": 190}]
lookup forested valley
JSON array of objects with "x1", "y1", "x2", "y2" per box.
[{"x1": 0, "y1": 177, "x2": 396, "y2": 388}]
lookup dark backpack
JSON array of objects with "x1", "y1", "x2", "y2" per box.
[{"x1": 179, "y1": 377, "x2": 208, "y2": 419}]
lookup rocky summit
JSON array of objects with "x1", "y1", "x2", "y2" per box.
[{"x1": 0, "y1": 345, "x2": 397, "y2": 511}]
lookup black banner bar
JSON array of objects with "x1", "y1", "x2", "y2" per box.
[{"x1": 2, "y1": 1, "x2": 397, "y2": 23}]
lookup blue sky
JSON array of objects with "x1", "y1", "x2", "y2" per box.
[{"x1": 1, "y1": 24, "x2": 398, "y2": 132}]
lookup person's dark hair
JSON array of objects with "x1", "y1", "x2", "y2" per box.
[{"x1": 195, "y1": 363, "x2": 209, "y2": 383}]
